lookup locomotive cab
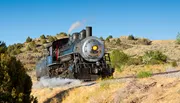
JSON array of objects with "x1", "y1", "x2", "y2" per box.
[
  {"x1": 46, "y1": 37, "x2": 69, "y2": 66},
  {"x1": 52, "y1": 37, "x2": 69, "y2": 61}
]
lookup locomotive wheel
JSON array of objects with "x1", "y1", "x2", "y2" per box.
[{"x1": 101, "y1": 67, "x2": 114, "y2": 79}]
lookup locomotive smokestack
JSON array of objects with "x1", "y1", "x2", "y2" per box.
[{"x1": 86, "y1": 26, "x2": 92, "y2": 37}]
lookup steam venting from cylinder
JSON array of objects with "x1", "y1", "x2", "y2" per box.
[{"x1": 86, "y1": 26, "x2": 92, "y2": 37}]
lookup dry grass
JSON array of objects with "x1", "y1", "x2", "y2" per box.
[
  {"x1": 62, "y1": 77, "x2": 180, "y2": 103},
  {"x1": 124, "y1": 40, "x2": 180, "y2": 62},
  {"x1": 113, "y1": 64, "x2": 175, "y2": 78},
  {"x1": 32, "y1": 87, "x2": 66, "y2": 103},
  {"x1": 62, "y1": 81, "x2": 124, "y2": 103}
]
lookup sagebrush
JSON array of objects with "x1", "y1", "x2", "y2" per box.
[
  {"x1": 110, "y1": 50, "x2": 129, "y2": 71},
  {"x1": 142, "y1": 51, "x2": 167, "y2": 64}
]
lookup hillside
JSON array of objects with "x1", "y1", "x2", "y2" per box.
[
  {"x1": 13, "y1": 35, "x2": 180, "y2": 71},
  {"x1": 8, "y1": 34, "x2": 180, "y2": 103},
  {"x1": 12, "y1": 34, "x2": 68, "y2": 70},
  {"x1": 107, "y1": 36, "x2": 180, "y2": 63}
]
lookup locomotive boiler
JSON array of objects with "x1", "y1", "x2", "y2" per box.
[{"x1": 36, "y1": 26, "x2": 114, "y2": 80}]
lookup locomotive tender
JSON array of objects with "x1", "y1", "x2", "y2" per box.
[{"x1": 36, "y1": 26, "x2": 114, "y2": 80}]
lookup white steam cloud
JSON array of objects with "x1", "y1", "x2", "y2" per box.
[
  {"x1": 68, "y1": 20, "x2": 86, "y2": 34},
  {"x1": 33, "y1": 77, "x2": 82, "y2": 89},
  {"x1": 68, "y1": 21, "x2": 82, "y2": 34}
]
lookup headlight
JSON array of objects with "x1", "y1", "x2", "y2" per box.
[{"x1": 92, "y1": 45, "x2": 98, "y2": 51}]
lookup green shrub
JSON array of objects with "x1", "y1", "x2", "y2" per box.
[
  {"x1": 142, "y1": 51, "x2": 167, "y2": 64},
  {"x1": 105, "y1": 35, "x2": 113, "y2": 42},
  {"x1": 171, "y1": 61, "x2": 178, "y2": 67},
  {"x1": 99, "y1": 37, "x2": 104, "y2": 41},
  {"x1": 110, "y1": 50, "x2": 129, "y2": 69},
  {"x1": 176, "y1": 32, "x2": 180, "y2": 44},
  {"x1": 41, "y1": 45, "x2": 45, "y2": 49},
  {"x1": 108, "y1": 35, "x2": 113, "y2": 39},
  {"x1": 15, "y1": 43, "x2": 23, "y2": 48},
  {"x1": 128, "y1": 35, "x2": 135, "y2": 40},
  {"x1": 127, "y1": 57, "x2": 143, "y2": 65},
  {"x1": 106, "y1": 38, "x2": 110, "y2": 42},
  {"x1": 46, "y1": 35, "x2": 50, "y2": 38},
  {"x1": 0, "y1": 41, "x2": 7, "y2": 53},
  {"x1": 115, "y1": 67, "x2": 124, "y2": 72},
  {"x1": 0, "y1": 53, "x2": 37, "y2": 103},
  {"x1": 33, "y1": 48, "x2": 38, "y2": 52},
  {"x1": 29, "y1": 41, "x2": 36, "y2": 49},
  {"x1": 111, "y1": 39, "x2": 116, "y2": 44},
  {"x1": 7, "y1": 43, "x2": 23, "y2": 55},
  {"x1": 54, "y1": 37, "x2": 58, "y2": 41},
  {"x1": 41, "y1": 39, "x2": 47, "y2": 44},
  {"x1": 40, "y1": 34, "x2": 46, "y2": 39},
  {"x1": 26, "y1": 45, "x2": 32, "y2": 51},
  {"x1": 137, "y1": 71, "x2": 152, "y2": 78},
  {"x1": 116, "y1": 38, "x2": 121, "y2": 45},
  {"x1": 11, "y1": 48, "x2": 21, "y2": 55},
  {"x1": 47, "y1": 36, "x2": 55, "y2": 42},
  {"x1": 57, "y1": 32, "x2": 67, "y2": 37},
  {"x1": 137, "y1": 38, "x2": 151, "y2": 45},
  {"x1": 148, "y1": 59, "x2": 163, "y2": 65},
  {"x1": 26, "y1": 37, "x2": 32, "y2": 43}
]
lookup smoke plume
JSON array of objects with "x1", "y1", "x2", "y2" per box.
[
  {"x1": 33, "y1": 77, "x2": 82, "y2": 89},
  {"x1": 68, "y1": 20, "x2": 86, "y2": 34},
  {"x1": 68, "y1": 21, "x2": 81, "y2": 34}
]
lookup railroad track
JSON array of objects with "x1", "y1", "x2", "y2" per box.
[
  {"x1": 33, "y1": 69, "x2": 180, "y2": 89},
  {"x1": 114, "y1": 69, "x2": 180, "y2": 79},
  {"x1": 58, "y1": 69, "x2": 180, "y2": 89}
]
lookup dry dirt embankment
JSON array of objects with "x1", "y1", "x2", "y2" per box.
[
  {"x1": 34, "y1": 76, "x2": 180, "y2": 103},
  {"x1": 62, "y1": 71, "x2": 180, "y2": 103}
]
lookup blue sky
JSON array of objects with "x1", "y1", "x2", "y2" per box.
[{"x1": 0, "y1": 0, "x2": 180, "y2": 45}]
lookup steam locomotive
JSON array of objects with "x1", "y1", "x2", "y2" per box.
[{"x1": 36, "y1": 26, "x2": 114, "y2": 80}]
